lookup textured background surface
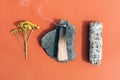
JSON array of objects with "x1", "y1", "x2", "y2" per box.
[{"x1": 0, "y1": 0, "x2": 120, "y2": 80}]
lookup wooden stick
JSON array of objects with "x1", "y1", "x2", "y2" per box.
[{"x1": 57, "y1": 25, "x2": 68, "y2": 61}]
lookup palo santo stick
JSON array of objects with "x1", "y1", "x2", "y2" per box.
[{"x1": 57, "y1": 25, "x2": 68, "y2": 61}]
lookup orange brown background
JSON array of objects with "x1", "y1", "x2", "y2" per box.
[{"x1": 0, "y1": 0, "x2": 120, "y2": 80}]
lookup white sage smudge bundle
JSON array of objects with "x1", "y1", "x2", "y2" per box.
[{"x1": 89, "y1": 22, "x2": 103, "y2": 65}]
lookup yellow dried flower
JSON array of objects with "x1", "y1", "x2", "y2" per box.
[
  {"x1": 33, "y1": 25, "x2": 40, "y2": 29},
  {"x1": 17, "y1": 21, "x2": 40, "y2": 30},
  {"x1": 28, "y1": 25, "x2": 32, "y2": 30},
  {"x1": 11, "y1": 28, "x2": 23, "y2": 34}
]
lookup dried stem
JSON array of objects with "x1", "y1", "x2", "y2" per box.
[
  {"x1": 24, "y1": 41, "x2": 28, "y2": 59},
  {"x1": 15, "y1": 34, "x2": 23, "y2": 49},
  {"x1": 23, "y1": 31, "x2": 28, "y2": 59},
  {"x1": 23, "y1": 30, "x2": 34, "y2": 59},
  {"x1": 27, "y1": 30, "x2": 34, "y2": 42}
]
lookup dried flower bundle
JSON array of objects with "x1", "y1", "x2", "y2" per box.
[{"x1": 11, "y1": 21, "x2": 40, "y2": 59}]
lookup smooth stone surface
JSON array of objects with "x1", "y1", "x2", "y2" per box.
[{"x1": 40, "y1": 20, "x2": 76, "y2": 62}]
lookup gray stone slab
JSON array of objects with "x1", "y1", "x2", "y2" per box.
[{"x1": 41, "y1": 20, "x2": 76, "y2": 62}]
